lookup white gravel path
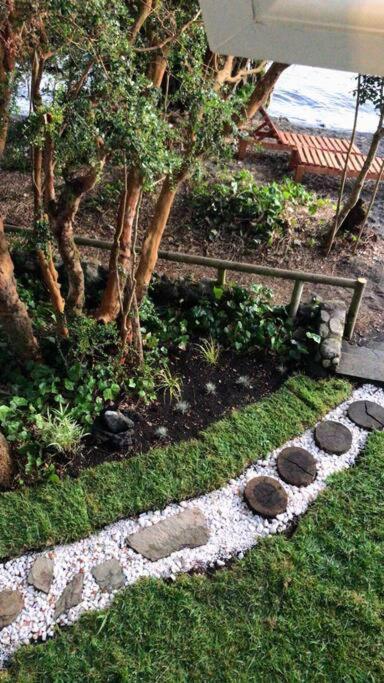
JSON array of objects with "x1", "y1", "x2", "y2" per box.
[{"x1": 0, "y1": 383, "x2": 382, "y2": 667}]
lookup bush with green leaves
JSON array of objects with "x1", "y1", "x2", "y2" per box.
[
  {"x1": 190, "y1": 170, "x2": 319, "y2": 243},
  {"x1": 147, "y1": 278, "x2": 321, "y2": 358}
]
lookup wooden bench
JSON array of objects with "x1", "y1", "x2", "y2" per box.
[
  {"x1": 238, "y1": 107, "x2": 361, "y2": 159},
  {"x1": 292, "y1": 145, "x2": 384, "y2": 183}
]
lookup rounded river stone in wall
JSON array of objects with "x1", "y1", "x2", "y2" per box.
[
  {"x1": 277, "y1": 447, "x2": 317, "y2": 487},
  {"x1": 314, "y1": 420, "x2": 352, "y2": 455},
  {"x1": 244, "y1": 476, "x2": 288, "y2": 518},
  {"x1": 347, "y1": 401, "x2": 384, "y2": 431}
]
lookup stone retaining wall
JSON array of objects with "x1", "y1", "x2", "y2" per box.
[{"x1": 317, "y1": 301, "x2": 347, "y2": 370}]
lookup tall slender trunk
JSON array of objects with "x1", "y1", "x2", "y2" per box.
[
  {"x1": 0, "y1": 217, "x2": 40, "y2": 361},
  {"x1": 135, "y1": 168, "x2": 189, "y2": 304},
  {"x1": 31, "y1": 53, "x2": 67, "y2": 335},
  {"x1": 96, "y1": 168, "x2": 142, "y2": 322},
  {"x1": 326, "y1": 118, "x2": 384, "y2": 251}
]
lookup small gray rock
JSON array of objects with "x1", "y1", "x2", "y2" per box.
[
  {"x1": 321, "y1": 337, "x2": 341, "y2": 360},
  {"x1": 319, "y1": 323, "x2": 330, "y2": 339},
  {"x1": 0, "y1": 590, "x2": 24, "y2": 629},
  {"x1": 127, "y1": 508, "x2": 209, "y2": 561},
  {"x1": 54, "y1": 573, "x2": 84, "y2": 619},
  {"x1": 28, "y1": 556, "x2": 54, "y2": 594},
  {"x1": 103, "y1": 411, "x2": 134, "y2": 434},
  {"x1": 91, "y1": 559, "x2": 125, "y2": 592},
  {"x1": 329, "y1": 317, "x2": 344, "y2": 336},
  {"x1": 320, "y1": 309, "x2": 330, "y2": 323}
]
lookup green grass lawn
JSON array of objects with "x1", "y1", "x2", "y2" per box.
[
  {"x1": 0, "y1": 376, "x2": 350, "y2": 559},
  {"x1": 7, "y1": 429, "x2": 384, "y2": 682}
]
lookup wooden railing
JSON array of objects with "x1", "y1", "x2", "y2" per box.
[{"x1": 4, "y1": 223, "x2": 366, "y2": 340}]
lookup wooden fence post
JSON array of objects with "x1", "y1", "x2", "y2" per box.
[
  {"x1": 289, "y1": 280, "x2": 304, "y2": 319},
  {"x1": 345, "y1": 277, "x2": 366, "y2": 340}
]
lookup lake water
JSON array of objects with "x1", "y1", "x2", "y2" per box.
[
  {"x1": 16, "y1": 65, "x2": 379, "y2": 134},
  {"x1": 269, "y1": 65, "x2": 379, "y2": 133}
]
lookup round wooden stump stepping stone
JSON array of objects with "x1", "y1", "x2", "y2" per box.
[
  {"x1": 347, "y1": 401, "x2": 384, "y2": 431},
  {"x1": 277, "y1": 447, "x2": 317, "y2": 487},
  {"x1": 244, "y1": 476, "x2": 288, "y2": 518},
  {"x1": 314, "y1": 420, "x2": 352, "y2": 455}
]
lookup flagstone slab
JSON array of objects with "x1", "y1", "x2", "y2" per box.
[
  {"x1": 244, "y1": 476, "x2": 288, "y2": 518},
  {"x1": 314, "y1": 420, "x2": 352, "y2": 455},
  {"x1": 126, "y1": 508, "x2": 209, "y2": 561},
  {"x1": 277, "y1": 447, "x2": 317, "y2": 487},
  {"x1": 347, "y1": 400, "x2": 384, "y2": 431},
  {"x1": 91, "y1": 559, "x2": 125, "y2": 592},
  {"x1": 54, "y1": 573, "x2": 84, "y2": 619},
  {"x1": 28, "y1": 557, "x2": 54, "y2": 594},
  {"x1": 0, "y1": 591, "x2": 24, "y2": 629}
]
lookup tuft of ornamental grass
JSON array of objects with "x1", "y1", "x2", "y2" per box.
[
  {"x1": 196, "y1": 337, "x2": 221, "y2": 366},
  {"x1": 157, "y1": 367, "x2": 182, "y2": 403},
  {"x1": 35, "y1": 405, "x2": 87, "y2": 455}
]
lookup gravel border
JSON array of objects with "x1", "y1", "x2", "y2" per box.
[{"x1": 0, "y1": 383, "x2": 382, "y2": 667}]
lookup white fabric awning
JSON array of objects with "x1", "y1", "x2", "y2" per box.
[{"x1": 199, "y1": 0, "x2": 384, "y2": 75}]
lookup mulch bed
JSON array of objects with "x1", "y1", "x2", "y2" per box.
[{"x1": 66, "y1": 347, "x2": 284, "y2": 476}]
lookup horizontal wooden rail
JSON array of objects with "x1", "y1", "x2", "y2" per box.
[{"x1": 4, "y1": 223, "x2": 366, "y2": 339}]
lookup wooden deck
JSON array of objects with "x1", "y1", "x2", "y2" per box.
[
  {"x1": 238, "y1": 107, "x2": 361, "y2": 159},
  {"x1": 292, "y1": 146, "x2": 384, "y2": 183}
]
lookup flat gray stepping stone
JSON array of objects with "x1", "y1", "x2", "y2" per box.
[
  {"x1": 244, "y1": 476, "x2": 288, "y2": 518},
  {"x1": 347, "y1": 401, "x2": 384, "y2": 431},
  {"x1": 277, "y1": 447, "x2": 317, "y2": 487},
  {"x1": 91, "y1": 559, "x2": 125, "y2": 592},
  {"x1": 28, "y1": 556, "x2": 54, "y2": 594},
  {"x1": 127, "y1": 508, "x2": 209, "y2": 562},
  {"x1": 337, "y1": 342, "x2": 384, "y2": 382},
  {"x1": 0, "y1": 590, "x2": 24, "y2": 629},
  {"x1": 54, "y1": 573, "x2": 84, "y2": 619},
  {"x1": 314, "y1": 420, "x2": 352, "y2": 455}
]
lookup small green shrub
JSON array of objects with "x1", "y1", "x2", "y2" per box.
[{"x1": 190, "y1": 170, "x2": 318, "y2": 243}]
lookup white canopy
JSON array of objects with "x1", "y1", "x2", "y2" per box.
[{"x1": 199, "y1": 0, "x2": 384, "y2": 75}]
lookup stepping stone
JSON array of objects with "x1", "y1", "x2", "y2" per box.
[
  {"x1": 347, "y1": 401, "x2": 384, "y2": 431},
  {"x1": 337, "y1": 342, "x2": 384, "y2": 383},
  {"x1": 91, "y1": 559, "x2": 125, "y2": 592},
  {"x1": 314, "y1": 420, "x2": 352, "y2": 455},
  {"x1": 0, "y1": 590, "x2": 24, "y2": 629},
  {"x1": 244, "y1": 476, "x2": 288, "y2": 518},
  {"x1": 127, "y1": 508, "x2": 209, "y2": 562},
  {"x1": 28, "y1": 556, "x2": 54, "y2": 594},
  {"x1": 54, "y1": 573, "x2": 84, "y2": 619},
  {"x1": 277, "y1": 447, "x2": 317, "y2": 487}
]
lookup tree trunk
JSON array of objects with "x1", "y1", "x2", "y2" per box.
[
  {"x1": 325, "y1": 121, "x2": 384, "y2": 251},
  {"x1": 96, "y1": 168, "x2": 142, "y2": 322},
  {"x1": 97, "y1": 49, "x2": 167, "y2": 324},
  {"x1": 135, "y1": 168, "x2": 189, "y2": 304},
  {"x1": 50, "y1": 161, "x2": 106, "y2": 314},
  {"x1": 0, "y1": 16, "x2": 15, "y2": 158},
  {"x1": 0, "y1": 69, "x2": 11, "y2": 158},
  {"x1": 31, "y1": 54, "x2": 67, "y2": 335},
  {"x1": 0, "y1": 217, "x2": 40, "y2": 361},
  {"x1": 236, "y1": 62, "x2": 289, "y2": 128}
]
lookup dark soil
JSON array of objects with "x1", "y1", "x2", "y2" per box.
[{"x1": 67, "y1": 347, "x2": 284, "y2": 476}]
